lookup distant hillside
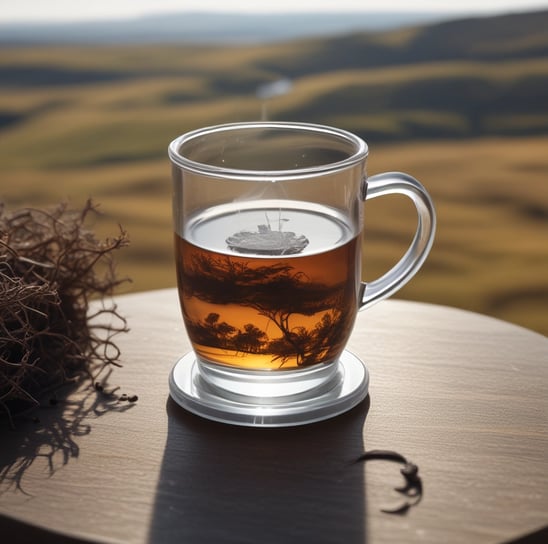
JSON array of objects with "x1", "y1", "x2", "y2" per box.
[
  {"x1": 263, "y1": 9, "x2": 548, "y2": 141},
  {"x1": 0, "y1": 10, "x2": 455, "y2": 45},
  {"x1": 260, "y1": 9, "x2": 548, "y2": 74},
  {"x1": 1, "y1": 9, "x2": 547, "y2": 144}
]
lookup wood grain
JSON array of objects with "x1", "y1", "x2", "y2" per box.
[{"x1": 1, "y1": 289, "x2": 547, "y2": 543}]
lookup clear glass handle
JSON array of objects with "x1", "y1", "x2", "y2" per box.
[{"x1": 360, "y1": 171, "x2": 436, "y2": 310}]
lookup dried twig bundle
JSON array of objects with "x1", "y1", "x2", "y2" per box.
[{"x1": 0, "y1": 200, "x2": 130, "y2": 421}]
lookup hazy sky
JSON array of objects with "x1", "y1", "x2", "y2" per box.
[{"x1": 1, "y1": 0, "x2": 548, "y2": 23}]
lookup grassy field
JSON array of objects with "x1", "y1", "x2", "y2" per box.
[{"x1": 1, "y1": 36, "x2": 547, "y2": 336}]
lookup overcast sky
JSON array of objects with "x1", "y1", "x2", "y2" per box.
[{"x1": 1, "y1": 0, "x2": 548, "y2": 23}]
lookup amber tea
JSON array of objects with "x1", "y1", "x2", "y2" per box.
[{"x1": 175, "y1": 203, "x2": 360, "y2": 371}]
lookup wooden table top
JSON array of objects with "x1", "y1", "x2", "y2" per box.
[{"x1": 1, "y1": 288, "x2": 547, "y2": 544}]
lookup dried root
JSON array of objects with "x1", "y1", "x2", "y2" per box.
[{"x1": 0, "y1": 200, "x2": 130, "y2": 422}]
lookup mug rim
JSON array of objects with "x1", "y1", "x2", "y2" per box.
[{"x1": 168, "y1": 121, "x2": 368, "y2": 181}]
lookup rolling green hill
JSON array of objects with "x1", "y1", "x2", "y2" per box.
[
  {"x1": 1, "y1": 9, "x2": 548, "y2": 153},
  {"x1": 1, "y1": 10, "x2": 547, "y2": 335}
]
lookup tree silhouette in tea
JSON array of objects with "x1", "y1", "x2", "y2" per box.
[{"x1": 180, "y1": 249, "x2": 356, "y2": 367}]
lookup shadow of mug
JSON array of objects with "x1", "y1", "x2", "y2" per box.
[{"x1": 147, "y1": 396, "x2": 370, "y2": 543}]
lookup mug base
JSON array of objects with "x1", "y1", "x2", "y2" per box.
[{"x1": 168, "y1": 350, "x2": 369, "y2": 427}]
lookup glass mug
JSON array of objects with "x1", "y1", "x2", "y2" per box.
[{"x1": 168, "y1": 122, "x2": 435, "y2": 427}]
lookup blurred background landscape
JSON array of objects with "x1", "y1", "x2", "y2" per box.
[{"x1": 1, "y1": 3, "x2": 547, "y2": 335}]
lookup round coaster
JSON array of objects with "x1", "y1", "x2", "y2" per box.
[{"x1": 169, "y1": 350, "x2": 369, "y2": 427}]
